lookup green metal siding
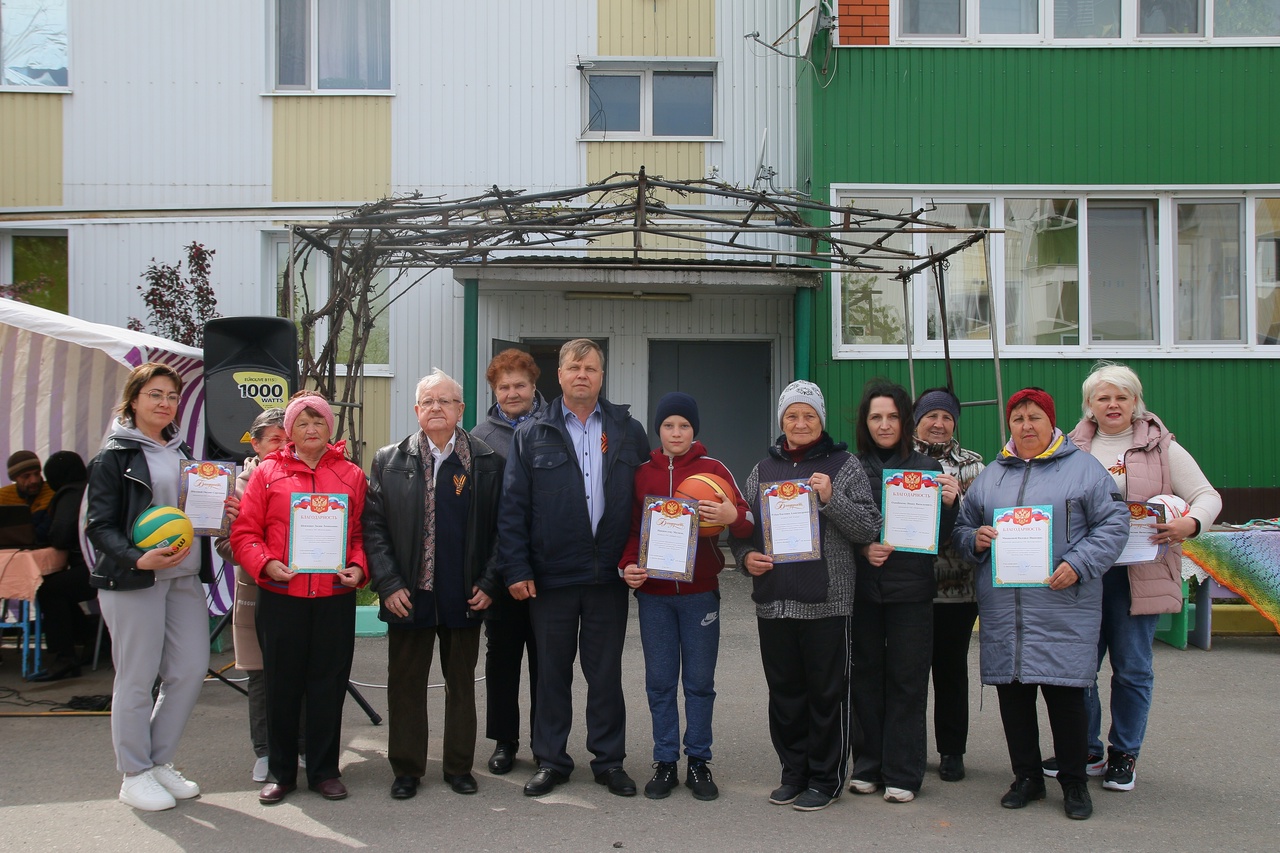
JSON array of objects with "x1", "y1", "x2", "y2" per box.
[
  {"x1": 810, "y1": 355, "x2": 1277, "y2": 490},
  {"x1": 807, "y1": 47, "x2": 1280, "y2": 186}
]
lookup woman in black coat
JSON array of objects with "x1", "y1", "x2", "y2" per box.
[
  {"x1": 32, "y1": 450, "x2": 96, "y2": 680},
  {"x1": 848, "y1": 381, "x2": 959, "y2": 803}
]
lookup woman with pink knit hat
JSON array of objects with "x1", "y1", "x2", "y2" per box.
[{"x1": 231, "y1": 391, "x2": 369, "y2": 805}]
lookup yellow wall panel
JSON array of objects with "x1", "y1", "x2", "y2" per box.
[
  {"x1": 597, "y1": 0, "x2": 715, "y2": 56},
  {"x1": 586, "y1": 141, "x2": 706, "y2": 256},
  {"x1": 0, "y1": 93, "x2": 63, "y2": 207},
  {"x1": 272, "y1": 97, "x2": 391, "y2": 203}
]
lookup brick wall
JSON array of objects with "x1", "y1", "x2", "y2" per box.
[{"x1": 837, "y1": 1, "x2": 889, "y2": 45}]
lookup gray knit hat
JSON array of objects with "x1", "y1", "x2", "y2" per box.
[{"x1": 777, "y1": 380, "x2": 827, "y2": 429}]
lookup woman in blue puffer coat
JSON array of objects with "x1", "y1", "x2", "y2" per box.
[{"x1": 952, "y1": 388, "x2": 1128, "y2": 822}]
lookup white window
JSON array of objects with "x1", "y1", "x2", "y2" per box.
[
  {"x1": 892, "y1": 1, "x2": 1274, "y2": 43},
  {"x1": 0, "y1": 0, "x2": 67, "y2": 87},
  {"x1": 583, "y1": 63, "x2": 716, "y2": 139},
  {"x1": 273, "y1": 237, "x2": 391, "y2": 373},
  {"x1": 275, "y1": 0, "x2": 390, "y2": 92},
  {"x1": 832, "y1": 189, "x2": 1277, "y2": 357}
]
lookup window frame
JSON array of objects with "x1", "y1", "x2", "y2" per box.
[
  {"x1": 579, "y1": 59, "x2": 719, "y2": 142},
  {"x1": 270, "y1": 0, "x2": 393, "y2": 95},
  {"x1": 886, "y1": 0, "x2": 1277, "y2": 45},
  {"x1": 829, "y1": 185, "x2": 1277, "y2": 360},
  {"x1": 267, "y1": 232, "x2": 393, "y2": 376}
]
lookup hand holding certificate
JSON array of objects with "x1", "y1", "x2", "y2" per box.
[
  {"x1": 759, "y1": 480, "x2": 821, "y2": 563},
  {"x1": 991, "y1": 505, "x2": 1053, "y2": 587},
  {"x1": 1114, "y1": 501, "x2": 1165, "y2": 566},
  {"x1": 637, "y1": 496, "x2": 699, "y2": 582},
  {"x1": 880, "y1": 469, "x2": 942, "y2": 554},
  {"x1": 178, "y1": 460, "x2": 236, "y2": 536},
  {"x1": 288, "y1": 492, "x2": 350, "y2": 573}
]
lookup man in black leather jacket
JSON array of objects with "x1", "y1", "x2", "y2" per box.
[{"x1": 363, "y1": 369, "x2": 504, "y2": 801}]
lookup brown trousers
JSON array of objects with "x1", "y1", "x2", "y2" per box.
[{"x1": 387, "y1": 623, "x2": 482, "y2": 779}]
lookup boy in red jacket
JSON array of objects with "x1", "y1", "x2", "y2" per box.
[{"x1": 621, "y1": 392, "x2": 753, "y2": 802}]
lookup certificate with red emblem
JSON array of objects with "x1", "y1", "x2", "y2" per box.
[
  {"x1": 991, "y1": 505, "x2": 1053, "y2": 587},
  {"x1": 288, "y1": 492, "x2": 349, "y2": 573},
  {"x1": 178, "y1": 460, "x2": 236, "y2": 536},
  {"x1": 638, "y1": 495, "x2": 699, "y2": 582},
  {"x1": 881, "y1": 469, "x2": 943, "y2": 554},
  {"x1": 760, "y1": 479, "x2": 821, "y2": 563}
]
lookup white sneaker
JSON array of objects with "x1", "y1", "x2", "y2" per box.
[
  {"x1": 119, "y1": 771, "x2": 177, "y2": 811},
  {"x1": 848, "y1": 778, "x2": 879, "y2": 795},
  {"x1": 884, "y1": 786, "x2": 915, "y2": 803},
  {"x1": 252, "y1": 756, "x2": 269, "y2": 783},
  {"x1": 151, "y1": 763, "x2": 201, "y2": 799}
]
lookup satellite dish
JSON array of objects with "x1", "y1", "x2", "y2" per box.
[
  {"x1": 797, "y1": 3, "x2": 821, "y2": 56},
  {"x1": 754, "y1": 127, "x2": 770, "y2": 187}
]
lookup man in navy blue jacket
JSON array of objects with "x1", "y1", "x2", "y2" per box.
[{"x1": 494, "y1": 338, "x2": 648, "y2": 798}]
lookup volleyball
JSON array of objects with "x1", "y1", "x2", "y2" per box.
[
  {"x1": 674, "y1": 473, "x2": 735, "y2": 537},
  {"x1": 1148, "y1": 494, "x2": 1190, "y2": 522},
  {"x1": 131, "y1": 506, "x2": 194, "y2": 551}
]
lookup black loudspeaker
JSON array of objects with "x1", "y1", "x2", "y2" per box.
[{"x1": 203, "y1": 317, "x2": 299, "y2": 461}]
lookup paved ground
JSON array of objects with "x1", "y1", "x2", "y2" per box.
[{"x1": 2, "y1": 569, "x2": 1277, "y2": 852}]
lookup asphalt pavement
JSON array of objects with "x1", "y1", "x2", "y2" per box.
[{"x1": 2, "y1": 569, "x2": 1277, "y2": 852}]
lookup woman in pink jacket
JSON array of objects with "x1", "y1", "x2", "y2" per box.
[{"x1": 231, "y1": 392, "x2": 368, "y2": 805}]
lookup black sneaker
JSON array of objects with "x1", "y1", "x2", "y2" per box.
[
  {"x1": 791, "y1": 788, "x2": 836, "y2": 811},
  {"x1": 1042, "y1": 754, "x2": 1107, "y2": 778},
  {"x1": 685, "y1": 759, "x2": 719, "y2": 801},
  {"x1": 1102, "y1": 749, "x2": 1136, "y2": 792},
  {"x1": 644, "y1": 762, "x2": 679, "y2": 799},
  {"x1": 768, "y1": 782, "x2": 804, "y2": 805},
  {"x1": 938, "y1": 754, "x2": 965, "y2": 782},
  {"x1": 1062, "y1": 780, "x2": 1093, "y2": 820},
  {"x1": 1000, "y1": 776, "x2": 1047, "y2": 809}
]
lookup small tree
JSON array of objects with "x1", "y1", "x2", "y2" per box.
[
  {"x1": 0, "y1": 274, "x2": 56, "y2": 305},
  {"x1": 127, "y1": 242, "x2": 220, "y2": 346}
]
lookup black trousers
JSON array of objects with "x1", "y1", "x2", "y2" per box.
[
  {"x1": 850, "y1": 599, "x2": 932, "y2": 792},
  {"x1": 995, "y1": 681, "x2": 1088, "y2": 786},
  {"x1": 35, "y1": 563, "x2": 95, "y2": 659},
  {"x1": 256, "y1": 588, "x2": 355, "y2": 787},
  {"x1": 528, "y1": 582, "x2": 628, "y2": 776},
  {"x1": 758, "y1": 615, "x2": 851, "y2": 798},
  {"x1": 931, "y1": 601, "x2": 979, "y2": 756},
  {"x1": 484, "y1": 597, "x2": 538, "y2": 745},
  {"x1": 387, "y1": 623, "x2": 481, "y2": 778}
]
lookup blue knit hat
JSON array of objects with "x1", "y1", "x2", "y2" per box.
[
  {"x1": 653, "y1": 392, "x2": 700, "y2": 436},
  {"x1": 913, "y1": 388, "x2": 961, "y2": 427}
]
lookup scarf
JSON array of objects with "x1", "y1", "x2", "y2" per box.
[{"x1": 418, "y1": 428, "x2": 473, "y2": 592}]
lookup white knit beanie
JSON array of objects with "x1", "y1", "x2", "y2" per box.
[{"x1": 776, "y1": 380, "x2": 827, "y2": 430}]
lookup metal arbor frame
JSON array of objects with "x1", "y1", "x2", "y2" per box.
[{"x1": 285, "y1": 168, "x2": 998, "y2": 461}]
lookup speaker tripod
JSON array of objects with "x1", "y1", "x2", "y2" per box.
[{"x1": 207, "y1": 608, "x2": 382, "y2": 725}]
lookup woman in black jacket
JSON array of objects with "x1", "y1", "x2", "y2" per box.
[
  {"x1": 848, "y1": 381, "x2": 959, "y2": 803},
  {"x1": 32, "y1": 450, "x2": 95, "y2": 680}
]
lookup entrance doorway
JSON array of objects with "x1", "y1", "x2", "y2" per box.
[{"x1": 647, "y1": 340, "x2": 773, "y2": 487}]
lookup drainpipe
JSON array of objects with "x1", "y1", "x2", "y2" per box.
[
  {"x1": 463, "y1": 278, "x2": 478, "y2": 430},
  {"x1": 794, "y1": 285, "x2": 813, "y2": 381}
]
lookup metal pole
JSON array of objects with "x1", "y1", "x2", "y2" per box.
[
  {"x1": 901, "y1": 272, "x2": 915, "y2": 399},
  {"x1": 983, "y1": 234, "x2": 1007, "y2": 446}
]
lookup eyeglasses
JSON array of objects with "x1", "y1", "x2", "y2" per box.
[
  {"x1": 142, "y1": 391, "x2": 181, "y2": 404},
  {"x1": 418, "y1": 397, "x2": 460, "y2": 409}
]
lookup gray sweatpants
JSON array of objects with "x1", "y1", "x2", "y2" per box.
[{"x1": 99, "y1": 574, "x2": 210, "y2": 775}]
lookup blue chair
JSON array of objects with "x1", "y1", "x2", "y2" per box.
[{"x1": 1, "y1": 597, "x2": 44, "y2": 678}]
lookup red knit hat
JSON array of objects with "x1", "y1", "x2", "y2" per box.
[{"x1": 1005, "y1": 388, "x2": 1056, "y2": 427}]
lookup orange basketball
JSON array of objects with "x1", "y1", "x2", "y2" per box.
[{"x1": 674, "y1": 472, "x2": 735, "y2": 537}]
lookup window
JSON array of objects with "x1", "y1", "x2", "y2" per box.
[
  {"x1": 981, "y1": 0, "x2": 1039, "y2": 34},
  {"x1": 0, "y1": 0, "x2": 67, "y2": 87},
  {"x1": 1004, "y1": 198, "x2": 1080, "y2": 346},
  {"x1": 0, "y1": 231, "x2": 67, "y2": 313},
  {"x1": 1054, "y1": 0, "x2": 1121, "y2": 37},
  {"x1": 902, "y1": 0, "x2": 965, "y2": 35},
  {"x1": 834, "y1": 189, "x2": 1276, "y2": 357},
  {"x1": 274, "y1": 239, "x2": 390, "y2": 371},
  {"x1": 1257, "y1": 199, "x2": 1280, "y2": 344},
  {"x1": 1175, "y1": 201, "x2": 1242, "y2": 343},
  {"x1": 584, "y1": 65, "x2": 715, "y2": 139},
  {"x1": 1139, "y1": 0, "x2": 1203, "y2": 36},
  {"x1": 1216, "y1": 0, "x2": 1280, "y2": 36},
  {"x1": 275, "y1": 0, "x2": 390, "y2": 92}
]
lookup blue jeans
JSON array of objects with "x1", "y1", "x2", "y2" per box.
[
  {"x1": 1087, "y1": 567, "x2": 1158, "y2": 757},
  {"x1": 636, "y1": 590, "x2": 720, "y2": 763}
]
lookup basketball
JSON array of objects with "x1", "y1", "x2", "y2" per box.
[
  {"x1": 1148, "y1": 494, "x2": 1190, "y2": 521},
  {"x1": 675, "y1": 473, "x2": 735, "y2": 537},
  {"x1": 132, "y1": 506, "x2": 195, "y2": 551}
]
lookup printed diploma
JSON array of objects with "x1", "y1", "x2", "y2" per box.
[
  {"x1": 880, "y1": 469, "x2": 942, "y2": 554},
  {"x1": 760, "y1": 479, "x2": 821, "y2": 563},
  {"x1": 991, "y1": 505, "x2": 1053, "y2": 587},
  {"x1": 288, "y1": 492, "x2": 349, "y2": 573},
  {"x1": 638, "y1": 496, "x2": 699, "y2": 582}
]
